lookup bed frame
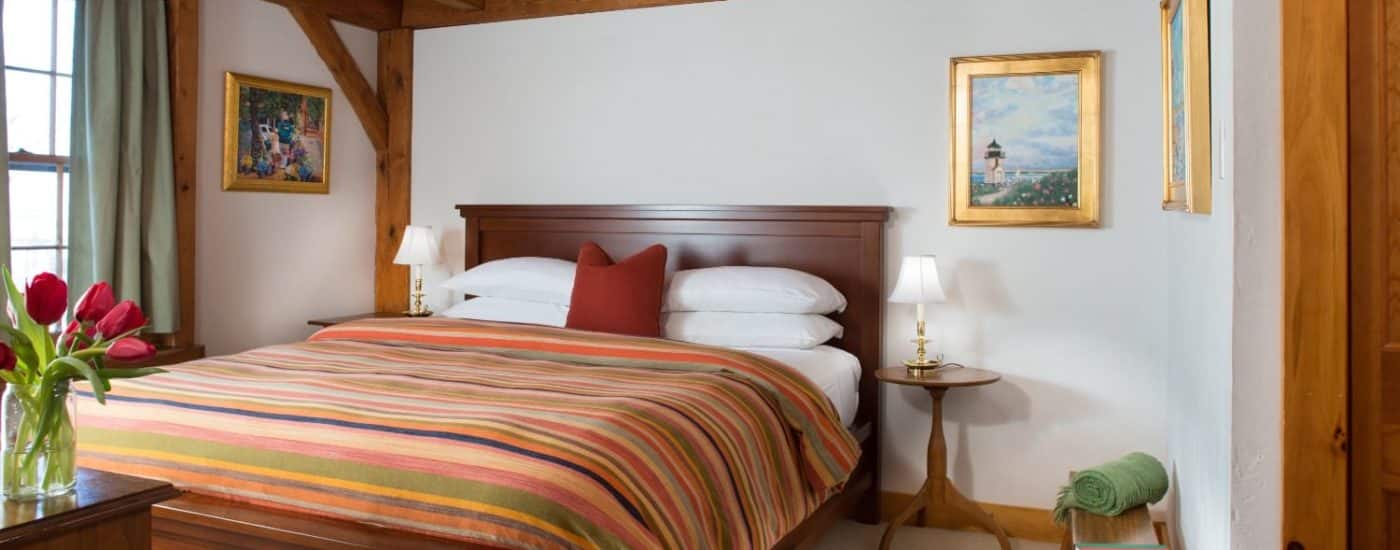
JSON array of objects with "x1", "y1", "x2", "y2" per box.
[{"x1": 151, "y1": 204, "x2": 890, "y2": 549}]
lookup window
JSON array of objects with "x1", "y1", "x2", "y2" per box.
[{"x1": 4, "y1": 0, "x2": 75, "y2": 286}]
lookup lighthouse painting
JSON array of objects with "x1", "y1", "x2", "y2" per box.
[
  {"x1": 950, "y1": 51, "x2": 1101, "y2": 226},
  {"x1": 968, "y1": 73, "x2": 1080, "y2": 208}
]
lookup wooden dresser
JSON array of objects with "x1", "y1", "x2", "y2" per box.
[{"x1": 0, "y1": 468, "x2": 179, "y2": 549}]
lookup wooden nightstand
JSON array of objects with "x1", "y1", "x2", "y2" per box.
[
  {"x1": 875, "y1": 366, "x2": 1011, "y2": 550},
  {"x1": 307, "y1": 312, "x2": 410, "y2": 328},
  {"x1": 0, "y1": 468, "x2": 179, "y2": 549}
]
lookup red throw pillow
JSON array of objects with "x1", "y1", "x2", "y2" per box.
[{"x1": 566, "y1": 242, "x2": 668, "y2": 337}]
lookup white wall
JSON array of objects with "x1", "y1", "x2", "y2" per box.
[
  {"x1": 412, "y1": 0, "x2": 1168, "y2": 509},
  {"x1": 1228, "y1": 0, "x2": 1282, "y2": 546},
  {"x1": 1165, "y1": 0, "x2": 1235, "y2": 546},
  {"x1": 196, "y1": 0, "x2": 378, "y2": 355},
  {"x1": 1165, "y1": 0, "x2": 1283, "y2": 547}
]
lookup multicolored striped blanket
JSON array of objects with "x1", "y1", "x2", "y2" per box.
[{"x1": 75, "y1": 318, "x2": 860, "y2": 549}]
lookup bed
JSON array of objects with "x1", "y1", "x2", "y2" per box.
[{"x1": 82, "y1": 204, "x2": 889, "y2": 549}]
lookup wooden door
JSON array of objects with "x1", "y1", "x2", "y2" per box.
[{"x1": 1351, "y1": 0, "x2": 1400, "y2": 546}]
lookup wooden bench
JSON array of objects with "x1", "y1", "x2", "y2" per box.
[
  {"x1": 1058, "y1": 505, "x2": 1163, "y2": 549},
  {"x1": 1057, "y1": 473, "x2": 1166, "y2": 549}
]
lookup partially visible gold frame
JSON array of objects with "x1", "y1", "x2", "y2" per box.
[
  {"x1": 1160, "y1": 0, "x2": 1211, "y2": 213},
  {"x1": 948, "y1": 51, "x2": 1102, "y2": 227},
  {"x1": 221, "y1": 72, "x2": 332, "y2": 194}
]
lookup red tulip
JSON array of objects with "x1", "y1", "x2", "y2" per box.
[
  {"x1": 95, "y1": 301, "x2": 146, "y2": 338},
  {"x1": 24, "y1": 273, "x2": 67, "y2": 325},
  {"x1": 61, "y1": 320, "x2": 93, "y2": 350},
  {"x1": 0, "y1": 343, "x2": 14, "y2": 371},
  {"x1": 105, "y1": 337, "x2": 156, "y2": 362},
  {"x1": 74, "y1": 282, "x2": 115, "y2": 323}
]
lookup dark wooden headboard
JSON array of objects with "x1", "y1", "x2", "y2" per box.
[{"x1": 455, "y1": 204, "x2": 891, "y2": 432}]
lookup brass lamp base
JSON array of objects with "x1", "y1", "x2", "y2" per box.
[
  {"x1": 904, "y1": 357, "x2": 943, "y2": 376},
  {"x1": 904, "y1": 318, "x2": 943, "y2": 375},
  {"x1": 405, "y1": 273, "x2": 432, "y2": 318}
]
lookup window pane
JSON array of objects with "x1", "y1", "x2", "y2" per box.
[
  {"x1": 3, "y1": 0, "x2": 54, "y2": 72},
  {"x1": 9, "y1": 168, "x2": 59, "y2": 247},
  {"x1": 10, "y1": 248, "x2": 58, "y2": 291},
  {"x1": 59, "y1": 166, "x2": 68, "y2": 245},
  {"x1": 6, "y1": 70, "x2": 51, "y2": 154},
  {"x1": 54, "y1": 75, "x2": 69, "y2": 156},
  {"x1": 55, "y1": 0, "x2": 74, "y2": 75}
]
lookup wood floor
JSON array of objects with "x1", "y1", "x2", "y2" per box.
[{"x1": 815, "y1": 521, "x2": 1056, "y2": 550}]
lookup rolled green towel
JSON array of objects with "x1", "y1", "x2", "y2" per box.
[{"x1": 1053, "y1": 452, "x2": 1168, "y2": 525}]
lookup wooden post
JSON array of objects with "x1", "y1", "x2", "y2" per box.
[
  {"x1": 1282, "y1": 0, "x2": 1349, "y2": 548},
  {"x1": 375, "y1": 29, "x2": 413, "y2": 314},
  {"x1": 167, "y1": 0, "x2": 199, "y2": 350}
]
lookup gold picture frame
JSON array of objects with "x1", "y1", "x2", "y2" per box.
[
  {"x1": 949, "y1": 51, "x2": 1102, "y2": 227},
  {"x1": 1161, "y1": 0, "x2": 1211, "y2": 213},
  {"x1": 221, "y1": 72, "x2": 332, "y2": 194}
]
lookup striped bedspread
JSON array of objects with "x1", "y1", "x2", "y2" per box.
[{"x1": 75, "y1": 318, "x2": 860, "y2": 549}]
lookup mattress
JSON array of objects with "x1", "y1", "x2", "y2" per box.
[
  {"x1": 743, "y1": 346, "x2": 861, "y2": 426},
  {"x1": 76, "y1": 318, "x2": 860, "y2": 550}
]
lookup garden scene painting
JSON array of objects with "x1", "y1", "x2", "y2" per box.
[
  {"x1": 1159, "y1": 0, "x2": 1210, "y2": 212},
  {"x1": 1168, "y1": 4, "x2": 1186, "y2": 186},
  {"x1": 968, "y1": 73, "x2": 1081, "y2": 208},
  {"x1": 222, "y1": 73, "x2": 331, "y2": 194}
]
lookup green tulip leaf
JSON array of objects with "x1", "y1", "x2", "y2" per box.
[
  {"x1": 2, "y1": 267, "x2": 52, "y2": 370},
  {"x1": 21, "y1": 381, "x2": 56, "y2": 472},
  {"x1": 1, "y1": 327, "x2": 38, "y2": 376},
  {"x1": 99, "y1": 367, "x2": 165, "y2": 380},
  {"x1": 52, "y1": 357, "x2": 104, "y2": 405},
  {"x1": 0, "y1": 266, "x2": 17, "y2": 331}
]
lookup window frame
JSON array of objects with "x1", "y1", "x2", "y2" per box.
[{"x1": 6, "y1": 0, "x2": 72, "y2": 282}]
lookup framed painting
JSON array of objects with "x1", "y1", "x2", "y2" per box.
[
  {"x1": 1161, "y1": 0, "x2": 1211, "y2": 213},
  {"x1": 222, "y1": 72, "x2": 331, "y2": 194},
  {"x1": 949, "y1": 51, "x2": 1102, "y2": 227}
]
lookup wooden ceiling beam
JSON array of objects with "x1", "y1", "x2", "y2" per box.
[
  {"x1": 260, "y1": 0, "x2": 407, "y2": 31},
  {"x1": 401, "y1": 0, "x2": 721, "y2": 29},
  {"x1": 288, "y1": 7, "x2": 390, "y2": 153}
]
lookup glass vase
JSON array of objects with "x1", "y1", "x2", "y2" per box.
[{"x1": 1, "y1": 381, "x2": 77, "y2": 500}]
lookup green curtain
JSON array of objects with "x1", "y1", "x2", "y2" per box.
[
  {"x1": 69, "y1": 0, "x2": 177, "y2": 332},
  {"x1": 0, "y1": 7, "x2": 11, "y2": 271}
]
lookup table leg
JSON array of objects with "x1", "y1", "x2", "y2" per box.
[
  {"x1": 878, "y1": 481, "x2": 929, "y2": 550},
  {"x1": 923, "y1": 388, "x2": 948, "y2": 527},
  {"x1": 943, "y1": 481, "x2": 1012, "y2": 550},
  {"x1": 925, "y1": 387, "x2": 1012, "y2": 550}
]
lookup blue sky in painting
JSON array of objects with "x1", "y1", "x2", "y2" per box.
[{"x1": 971, "y1": 74, "x2": 1079, "y2": 171}]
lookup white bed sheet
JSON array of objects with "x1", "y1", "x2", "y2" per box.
[
  {"x1": 741, "y1": 345, "x2": 861, "y2": 426},
  {"x1": 436, "y1": 304, "x2": 862, "y2": 425}
]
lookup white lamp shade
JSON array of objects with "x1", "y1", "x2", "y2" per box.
[
  {"x1": 393, "y1": 226, "x2": 440, "y2": 266},
  {"x1": 887, "y1": 255, "x2": 946, "y2": 304}
]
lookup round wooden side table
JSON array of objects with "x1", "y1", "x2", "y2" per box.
[{"x1": 875, "y1": 366, "x2": 1011, "y2": 550}]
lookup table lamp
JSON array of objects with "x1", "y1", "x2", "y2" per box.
[
  {"x1": 888, "y1": 255, "x2": 947, "y2": 374},
  {"x1": 393, "y1": 225, "x2": 440, "y2": 317}
]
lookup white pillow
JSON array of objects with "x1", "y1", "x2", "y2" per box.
[
  {"x1": 664, "y1": 266, "x2": 846, "y2": 314},
  {"x1": 440, "y1": 257, "x2": 575, "y2": 305},
  {"x1": 439, "y1": 297, "x2": 568, "y2": 327},
  {"x1": 662, "y1": 312, "x2": 843, "y2": 349}
]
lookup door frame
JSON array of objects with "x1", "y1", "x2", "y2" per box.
[{"x1": 1281, "y1": 0, "x2": 1349, "y2": 548}]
